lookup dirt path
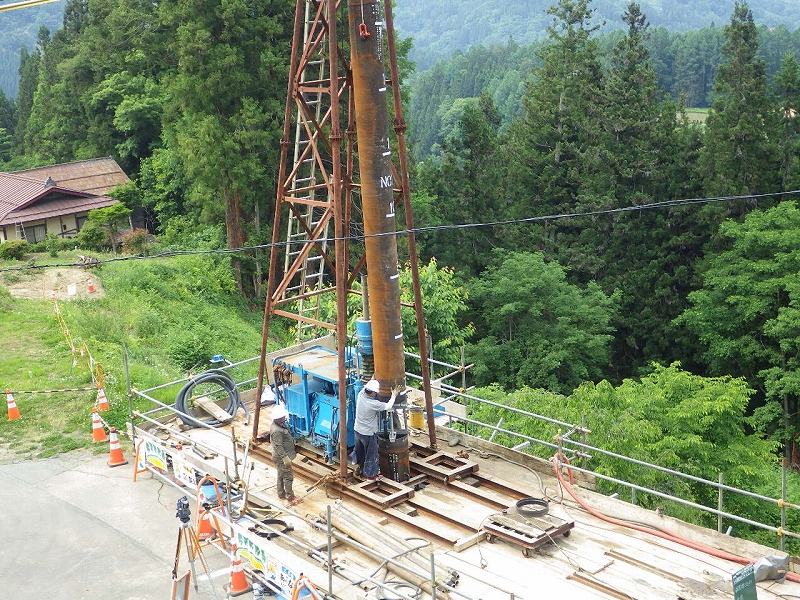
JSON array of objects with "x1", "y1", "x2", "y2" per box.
[{"x1": 2, "y1": 266, "x2": 105, "y2": 300}]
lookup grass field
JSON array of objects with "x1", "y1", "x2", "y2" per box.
[
  {"x1": 0, "y1": 250, "x2": 281, "y2": 461},
  {"x1": 685, "y1": 107, "x2": 709, "y2": 124}
]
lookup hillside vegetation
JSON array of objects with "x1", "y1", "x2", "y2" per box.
[
  {"x1": 0, "y1": 250, "x2": 283, "y2": 459},
  {"x1": 393, "y1": 0, "x2": 800, "y2": 70}
]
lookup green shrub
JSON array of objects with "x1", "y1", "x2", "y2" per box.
[
  {"x1": 166, "y1": 327, "x2": 216, "y2": 371},
  {"x1": 119, "y1": 228, "x2": 150, "y2": 255},
  {"x1": 77, "y1": 221, "x2": 109, "y2": 251},
  {"x1": 0, "y1": 239, "x2": 28, "y2": 260},
  {"x1": 30, "y1": 237, "x2": 74, "y2": 253},
  {"x1": 45, "y1": 233, "x2": 61, "y2": 257}
]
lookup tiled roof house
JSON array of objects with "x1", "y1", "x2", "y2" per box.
[{"x1": 0, "y1": 157, "x2": 130, "y2": 244}]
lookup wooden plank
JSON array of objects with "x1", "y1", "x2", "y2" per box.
[
  {"x1": 454, "y1": 531, "x2": 488, "y2": 552},
  {"x1": 491, "y1": 515, "x2": 547, "y2": 538},
  {"x1": 194, "y1": 396, "x2": 233, "y2": 423}
]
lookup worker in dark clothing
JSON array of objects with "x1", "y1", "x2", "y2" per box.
[
  {"x1": 351, "y1": 379, "x2": 397, "y2": 480},
  {"x1": 270, "y1": 404, "x2": 297, "y2": 502}
]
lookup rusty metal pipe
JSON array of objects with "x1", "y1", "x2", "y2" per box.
[{"x1": 348, "y1": 0, "x2": 405, "y2": 394}]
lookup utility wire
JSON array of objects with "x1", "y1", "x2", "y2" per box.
[{"x1": 3, "y1": 188, "x2": 799, "y2": 273}]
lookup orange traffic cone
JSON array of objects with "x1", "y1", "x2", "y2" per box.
[
  {"x1": 107, "y1": 427, "x2": 128, "y2": 467},
  {"x1": 6, "y1": 389, "x2": 21, "y2": 421},
  {"x1": 87, "y1": 278, "x2": 95, "y2": 293},
  {"x1": 96, "y1": 386, "x2": 110, "y2": 412},
  {"x1": 91, "y1": 409, "x2": 108, "y2": 443},
  {"x1": 50, "y1": 289, "x2": 57, "y2": 300},
  {"x1": 227, "y1": 544, "x2": 252, "y2": 596},
  {"x1": 196, "y1": 510, "x2": 216, "y2": 543}
]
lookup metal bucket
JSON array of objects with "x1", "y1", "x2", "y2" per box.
[{"x1": 378, "y1": 433, "x2": 410, "y2": 482}]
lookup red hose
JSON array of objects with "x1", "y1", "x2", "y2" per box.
[{"x1": 551, "y1": 456, "x2": 800, "y2": 583}]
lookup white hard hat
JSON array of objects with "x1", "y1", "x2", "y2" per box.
[
  {"x1": 271, "y1": 404, "x2": 288, "y2": 420},
  {"x1": 365, "y1": 379, "x2": 380, "y2": 393}
]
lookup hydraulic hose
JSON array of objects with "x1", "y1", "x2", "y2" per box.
[
  {"x1": 175, "y1": 369, "x2": 248, "y2": 428},
  {"x1": 551, "y1": 456, "x2": 800, "y2": 583}
]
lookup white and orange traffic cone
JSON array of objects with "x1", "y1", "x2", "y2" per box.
[
  {"x1": 87, "y1": 278, "x2": 95, "y2": 293},
  {"x1": 6, "y1": 389, "x2": 21, "y2": 421},
  {"x1": 107, "y1": 427, "x2": 128, "y2": 467},
  {"x1": 96, "y1": 386, "x2": 109, "y2": 412},
  {"x1": 91, "y1": 409, "x2": 108, "y2": 443},
  {"x1": 227, "y1": 544, "x2": 252, "y2": 596}
]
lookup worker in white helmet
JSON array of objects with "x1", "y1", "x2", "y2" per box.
[
  {"x1": 270, "y1": 404, "x2": 297, "y2": 502},
  {"x1": 351, "y1": 379, "x2": 396, "y2": 480}
]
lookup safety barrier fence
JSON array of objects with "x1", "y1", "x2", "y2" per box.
[
  {"x1": 427, "y1": 380, "x2": 800, "y2": 552},
  {"x1": 130, "y1": 417, "x2": 480, "y2": 600}
]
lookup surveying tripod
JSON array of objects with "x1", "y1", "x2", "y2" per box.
[{"x1": 173, "y1": 496, "x2": 221, "y2": 599}]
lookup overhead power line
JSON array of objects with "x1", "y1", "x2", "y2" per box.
[{"x1": 2, "y1": 188, "x2": 800, "y2": 273}]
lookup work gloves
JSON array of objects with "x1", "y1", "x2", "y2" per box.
[
  {"x1": 386, "y1": 386, "x2": 400, "y2": 410},
  {"x1": 282, "y1": 456, "x2": 293, "y2": 467}
]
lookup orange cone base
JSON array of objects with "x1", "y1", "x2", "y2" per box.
[
  {"x1": 108, "y1": 456, "x2": 128, "y2": 467},
  {"x1": 226, "y1": 583, "x2": 252, "y2": 597}
]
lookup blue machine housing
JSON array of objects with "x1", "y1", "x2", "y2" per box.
[{"x1": 271, "y1": 345, "x2": 361, "y2": 462}]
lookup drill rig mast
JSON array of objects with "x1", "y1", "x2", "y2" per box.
[{"x1": 252, "y1": 0, "x2": 436, "y2": 481}]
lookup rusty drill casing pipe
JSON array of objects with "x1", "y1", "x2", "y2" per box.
[{"x1": 348, "y1": 0, "x2": 405, "y2": 394}]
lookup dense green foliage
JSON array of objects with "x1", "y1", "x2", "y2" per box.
[
  {"x1": 467, "y1": 364, "x2": 782, "y2": 541},
  {"x1": 393, "y1": 0, "x2": 800, "y2": 72},
  {"x1": 410, "y1": 24, "x2": 800, "y2": 160},
  {"x1": 467, "y1": 251, "x2": 619, "y2": 394},
  {"x1": 2, "y1": 0, "x2": 294, "y2": 297}
]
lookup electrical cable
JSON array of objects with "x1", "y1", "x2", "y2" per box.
[
  {"x1": 174, "y1": 369, "x2": 246, "y2": 428},
  {"x1": 5, "y1": 189, "x2": 800, "y2": 274}
]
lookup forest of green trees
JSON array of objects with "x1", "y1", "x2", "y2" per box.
[
  {"x1": 4, "y1": 0, "x2": 800, "y2": 545},
  {"x1": 392, "y1": 0, "x2": 800, "y2": 71}
]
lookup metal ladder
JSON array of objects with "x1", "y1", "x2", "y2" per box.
[
  {"x1": 15, "y1": 221, "x2": 26, "y2": 242},
  {"x1": 283, "y1": 0, "x2": 332, "y2": 341}
]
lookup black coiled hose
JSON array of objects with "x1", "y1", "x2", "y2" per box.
[{"x1": 174, "y1": 369, "x2": 248, "y2": 427}]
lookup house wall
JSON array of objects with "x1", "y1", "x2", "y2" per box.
[{"x1": 1, "y1": 214, "x2": 86, "y2": 243}]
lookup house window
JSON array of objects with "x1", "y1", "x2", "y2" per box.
[
  {"x1": 76, "y1": 215, "x2": 88, "y2": 231},
  {"x1": 25, "y1": 224, "x2": 46, "y2": 244}
]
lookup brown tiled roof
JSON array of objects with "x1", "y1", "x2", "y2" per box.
[
  {"x1": 12, "y1": 157, "x2": 130, "y2": 195},
  {"x1": 0, "y1": 171, "x2": 118, "y2": 226},
  {"x1": 3, "y1": 195, "x2": 118, "y2": 225}
]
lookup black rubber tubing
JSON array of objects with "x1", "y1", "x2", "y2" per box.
[{"x1": 174, "y1": 369, "x2": 242, "y2": 428}]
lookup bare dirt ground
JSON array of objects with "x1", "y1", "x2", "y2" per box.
[{"x1": 1, "y1": 266, "x2": 105, "y2": 300}]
